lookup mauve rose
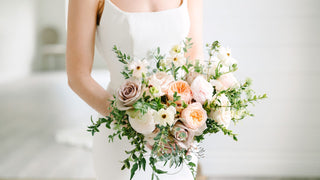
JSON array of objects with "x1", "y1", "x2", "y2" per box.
[
  {"x1": 116, "y1": 78, "x2": 142, "y2": 110},
  {"x1": 191, "y1": 76, "x2": 214, "y2": 104},
  {"x1": 171, "y1": 120, "x2": 195, "y2": 149}
]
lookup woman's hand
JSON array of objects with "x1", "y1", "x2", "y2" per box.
[{"x1": 66, "y1": 0, "x2": 111, "y2": 117}]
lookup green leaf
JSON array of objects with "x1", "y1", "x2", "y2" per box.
[
  {"x1": 182, "y1": 65, "x2": 189, "y2": 73},
  {"x1": 188, "y1": 162, "x2": 196, "y2": 167},
  {"x1": 141, "y1": 158, "x2": 146, "y2": 171},
  {"x1": 130, "y1": 163, "x2": 138, "y2": 180}
]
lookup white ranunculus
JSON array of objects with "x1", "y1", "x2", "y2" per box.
[
  {"x1": 128, "y1": 59, "x2": 148, "y2": 78},
  {"x1": 209, "y1": 94, "x2": 232, "y2": 128},
  {"x1": 128, "y1": 109, "x2": 156, "y2": 135},
  {"x1": 190, "y1": 76, "x2": 214, "y2": 104},
  {"x1": 210, "y1": 73, "x2": 239, "y2": 92},
  {"x1": 154, "y1": 106, "x2": 176, "y2": 126}
]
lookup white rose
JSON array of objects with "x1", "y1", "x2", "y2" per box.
[
  {"x1": 128, "y1": 109, "x2": 156, "y2": 135},
  {"x1": 210, "y1": 73, "x2": 239, "y2": 92},
  {"x1": 154, "y1": 106, "x2": 176, "y2": 126},
  {"x1": 209, "y1": 94, "x2": 231, "y2": 128},
  {"x1": 210, "y1": 107, "x2": 231, "y2": 128},
  {"x1": 191, "y1": 76, "x2": 214, "y2": 104}
]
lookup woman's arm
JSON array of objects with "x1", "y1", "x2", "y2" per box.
[
  {"x1": 66, "y1": 0, "x2": 111, "y2": 117},
  {"x1": 186, "y1": 0, "x2": 204, "y2": 61}
]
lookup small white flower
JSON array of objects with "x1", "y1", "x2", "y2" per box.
[
  {"x1": 217, "y1": 47, "x2": 237, "y2": 67},
  {"x1": 128, "y1": 59, "x2": 148, "y2": 78},
  {"x1": 169, "y1": 44, "x2": 183, "y2": 56},
  {"x1": 154, "y1": 106, "x2": 176, "y2": 126},
  {"x1": 208, "y1": 57, "x2": 229, "y2": 76},
  {"x1": 166, "y1": 54, "x2": 186, "y2": 67},
  {"x1": 217, "y1": 47, "x2": 232, "y2": 61}
]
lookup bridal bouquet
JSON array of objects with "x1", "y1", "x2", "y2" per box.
[{"x1": 88, "y1": 38, "x2": 267, "y2": 180}]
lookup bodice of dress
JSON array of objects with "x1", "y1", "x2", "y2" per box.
[{"x1": 95, "y1": 0, "x2": 190, "y2": 93}]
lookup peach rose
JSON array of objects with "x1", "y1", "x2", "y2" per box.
[
  {"x1": 181, "y1": 102, "x2": 207, "y2": 130},
  {"x1": 167, "y1": 80, "x2": 192, "y2": 104}
]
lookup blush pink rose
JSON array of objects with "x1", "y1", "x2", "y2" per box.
[
  {"x1": 181, "y1": 102, "x2": 207, "y2": 130},
  {"x1": 191, "y1": 76, "x2": 214, "y2": 104},
  {"x1": 210, "y1": 73, "x2": 239, "y2": 92}
]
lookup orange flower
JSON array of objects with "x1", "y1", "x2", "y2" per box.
[
  {"x1": 167, "y1": 80, "x2": 192, "y2": 104},
  {"x1": 181, "y1": 102, "x2": 207, "y2": 130}
]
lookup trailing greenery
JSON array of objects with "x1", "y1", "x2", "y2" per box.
[{"x1": 87, "y1": 37, "x2": 267, "y2": 180}]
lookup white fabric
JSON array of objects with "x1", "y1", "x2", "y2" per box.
[{"x1": 93, "y1": 0, "x2": 198, "y2": 179}]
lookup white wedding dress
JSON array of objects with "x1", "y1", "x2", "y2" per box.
[{"x1": 92, "y1": 0, "x2": 198, "y2": 179}]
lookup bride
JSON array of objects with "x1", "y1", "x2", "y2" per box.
[{"x1": 66, "y1": 0, "x2": 204, "y2": 179}]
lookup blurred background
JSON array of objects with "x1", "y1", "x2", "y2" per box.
[{"x1": 0, "y1": 0, "x2": 319, "y2": 179}]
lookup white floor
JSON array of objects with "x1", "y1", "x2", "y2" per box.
[{"x1": 0, "y1": 71, "x2": 102, "y2": 179}]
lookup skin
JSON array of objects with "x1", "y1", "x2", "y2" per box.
[{"x1": 66, "y1": 0, "x2": 204, "y2": 116}]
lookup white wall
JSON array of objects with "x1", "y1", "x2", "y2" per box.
[
  {"x1": 0, "y1": 0, "x2": 36, "y2": 83},
  {"x1": 201, "y1": 0, "x2": 320, "y2": 177},
  {"x1": 31, "y1": 0, "x2": 106, "y2": 71}
]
